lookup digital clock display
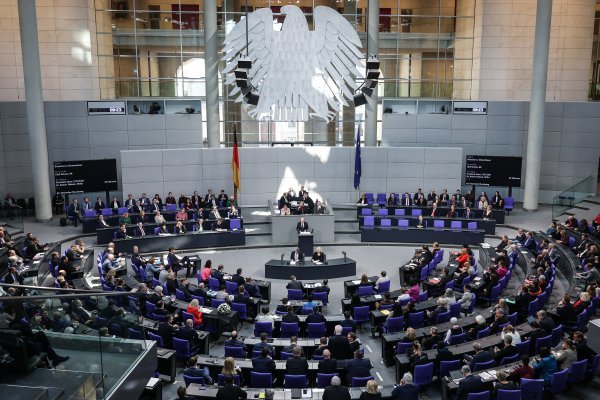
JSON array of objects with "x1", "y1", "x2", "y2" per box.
[
  {"x1": 453, "y1": 101, "x2": 488, "y2": 115},
  {"x1": 87, "y1": 101, "x2": 127, "y2": 115}
]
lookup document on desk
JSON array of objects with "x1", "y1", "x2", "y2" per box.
[
  {"x1": 302, "y1": 389, "x2": 312, "y2": 398},
  {"x1": 478, "y1": 372, "x2": 492, "y2": 380},
  {"x1": 374, "y1": 295, "x2": 383, "y2": 300},
  {"x1": 352, "y1": 280, "x2": 361, "y2": 285},
  {"x1": 481, "y1": 243, "x2": 491, "y2": 248},
  {"x1": 201, "y1": 308, "x2": 212, "y2": 313}
]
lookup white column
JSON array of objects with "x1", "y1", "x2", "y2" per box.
[
  {"x1": 204, "y1": 0, "x2": 220, "y2": 148},
  {"x1": 17, "y1": 0, "x2": 52, "y2": 222},
  {"x1": 365, "y1": 0, "x2": 379, "y2": 147},
  {"x1": 523, "y1": 0, "x2": 553, "y2": 211}
]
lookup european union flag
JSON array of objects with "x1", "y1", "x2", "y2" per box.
[{"x1": 354, "y1": 125, "x2": 362, "y2": 190}]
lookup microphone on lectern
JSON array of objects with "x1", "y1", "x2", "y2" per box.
[{"x1": 342, "y1": 251, "x2": 347, "y2": 262}]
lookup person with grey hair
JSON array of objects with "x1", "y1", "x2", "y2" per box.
[
  {"x1": 536, "y1": 309, "x2": 556, "y2": 334},
  {"x1": 456, "y1": 365, "x2": 486, "y2": 400},
  {"x1": 391, "y1": 372, "x2": 419, "y2": 400},
  {"x1": 442, "y1": 288, "x2": 457, "y2": 304},
  {"x1": 328, "y1": 325, "x2": 351, "y2": 360},
  {"x1": 428, "y1": 297, "x2": 448, "y2": 324},
  {"x1": 493, "y1": 335, "x2": 519, "y2": 365},
  {"x1": 444, "y1": 317, "x2": 464, "y2": 343},
  {"x1": 457, "y1": 285, "x2": 473, "y2": 312},
  {"x1": 468, "y1": 315, "x2": 488, "y2": 340},
  {"x1": 323, "y1": 375, "x2": 351, "y2": 400},
  {"x1": 493, "y1": 371, "x2": 517, "y2": 395},
  {"x1": 489, "y1": 308, "x2": 508, "y2": 334},
  {"x1": 465, "y1": 341, "x2": 492, "y2": 371}
]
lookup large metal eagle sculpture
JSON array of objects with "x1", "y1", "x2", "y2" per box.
[{"x1": 223, "y1": 5, "x2": 363, "y2": 122}]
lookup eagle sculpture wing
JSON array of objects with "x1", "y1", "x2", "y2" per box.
[
  {"x1": 222, "y1": 8, "x2": 275, "y2": 102},
  {"x1": 311, "y1": 6, "x2": 363, "y2": 111}
]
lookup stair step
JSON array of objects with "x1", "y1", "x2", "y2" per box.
[
  {"x1": 0, "y1": 384, "x2": 54, "y2": 400},
  {"x1": 14, "y1": 368, "x2": 100, "y2": 400}
]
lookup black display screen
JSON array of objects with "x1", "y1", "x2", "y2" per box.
[
  {"x1": 54, "y1": 159, "x2": 118, "y2": 193},
  {"x1": 465, "y1": 155, "x2": 522, "y2": 187}
]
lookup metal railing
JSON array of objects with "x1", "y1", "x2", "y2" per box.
[{"x1": 552, "y1": 175, "x2": 596, "y2": 219}]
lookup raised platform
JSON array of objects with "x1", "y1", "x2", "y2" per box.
[
  {"x1": 269, "y1": 201, "x2": 335, "y2": 246},
  {"x1": 112, "y1": 230, "x2": 245, "y2": 253},
  {"x1": 264, "y1": 258, "x2": 356, "y2": 280},
  {"x1": 360, "y1": 227, "x2": 485, "y2": 245}
]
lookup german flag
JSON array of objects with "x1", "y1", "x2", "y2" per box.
[{"x1": 232, "y1": 125, "x2": 241, "y2": 191}]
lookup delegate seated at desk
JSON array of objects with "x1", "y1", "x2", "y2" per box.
[
  {"x1": 296, "y1": 217, "x2": 309, "y2": 234},
  {"x1": 290, "y1": 248, "x2": 304, "y2": 264},
  {"x1": 312, "y1": 247, "x2": 326, "y2": 263}
]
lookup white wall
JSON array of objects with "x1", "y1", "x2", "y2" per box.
[
  {"x1": 382, "y1": 101, "x2": 600, "y2": 203},
  {"x1": 120, "y1": 147, "x2": 463, "y2": 206}
]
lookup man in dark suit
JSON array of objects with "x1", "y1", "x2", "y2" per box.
[
  {"x1": 231, "y1": 268, "x2": 245, "y2": 287},
  {"x1": 138, "y1": 193, "x2": 150, "y2": 211},
  {"x1": 282, "y1": 306, "x2": 300, "y2": 323},
  {"x1": 97, "y1": 215, "x2": 110, "y2": 228},
  {"x1": 233, "y1": 286, "x2": 255, "y2": 318},
  {"x1": 466, "y1": 342, "x2": 493, "y2": 371},
  {"x1": 328, "y1": 325, "x2": 351, "y2": 360},
  {"x1": 94, "y1": 197, "x2": 106, "y2": 212},
  {"x1": 313, "y1": 279, "x2": 331, "y2": 295},
  {"x1": 252, "y1": 347, "x2": 276, "y2": 373},
  {"x1": 523, "y1": 231, "x2": 538, "y2": 254},
  {"x1": 290, "y1": 248, "x2": 304, "y2": 263},
  {"x1": 285, "y1": 346, "x2": 309, "y2": 375},
  {"x1": 252, "y1": 333, "x2": 274, "y2": 355},
  {"x1": 345, "y1": 350, "x2": 372, "y2": 381},
  {"x1": 455, "y1": 366, "x2": 487, "y2": 400},
  {"x1": 115, "y1": 224, "x2": 128, "y2": 240},
  {"x1": 134, "y1": 222, "x2": 147, "y2": 237},
  {"x1": 323, "y1": 376, "x2": 351, "y2": 400},
  {"x1": 212, "y1": 265, "x2": 226, "y2": 285},
  {"x1": 124, "y1": 194, "x2": 135, "y2": 209},
  {"x1": 493, "y1": 335, "x2": 519, "y2": 364},
  {"x1": 224, "y1": 329, "x2": 245, "y2": 345},
  {"x1": 286, "y1": 275, "x2": 303, "y2": 290},
  {"x1": 67, "y1": 198, "x2": 83, "y2": 226},
  {"x1": 131, "y1": 245, "x2": 146, "y2": 269},
  {"x1": 340, "y1": 311, "x2": 357, "y2": 332},
  {"x1": 191, "y1": 282, "x2": 209, "y2": 299},
  {"x1": 157, "y1": 314, "x2": 178, "y2": 349},
  {"x1": 167, "y1": 247, "x2": 193, "y2": 277},
  {"x1": 528, "y1": 321, "x2": 549, "y2": 349},
  {"x1": 536, "y1": 310, "x2": 555, "y2": 334},
  {"x1": 296, "y1": 217, "x2": 309, "y2": 234},
  {"x1": 318, "y1": 349, "x2": 337, "y2": 374},
  {"x1": 177, "y1": 319, "x2": 200, "y2": 344},
  {"x1": 489, "y1": 309, "x2": 509, "y2": 334},
  {"x1": 4, "y1": 266, "x2": 24, "y2": 285},
  {"x1": 402, "y1": 192, "x2": 412, "y2": 206},
  {"x1": 391, "y1": 372, "x2": 420, "y2": 400},
  {"x1": 313, "y1": 337, "x2": 329, "y2": 358},
  {"x1": 216, "y1": 375, "x2": 247, "y2": 400},
  {"x1": 244, "y1": 277, "x2": 261, "y2": 299},
  {"x1": 306, "y1": 306, "x2": 326, "y2": 323}
]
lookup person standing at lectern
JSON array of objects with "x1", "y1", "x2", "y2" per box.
[
  {"x1": 296, "y1": 217, "x2": 309, "y2": 234},
  {"x1": 290, "y1": 248, "x2": 304, "y2": 263}
]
